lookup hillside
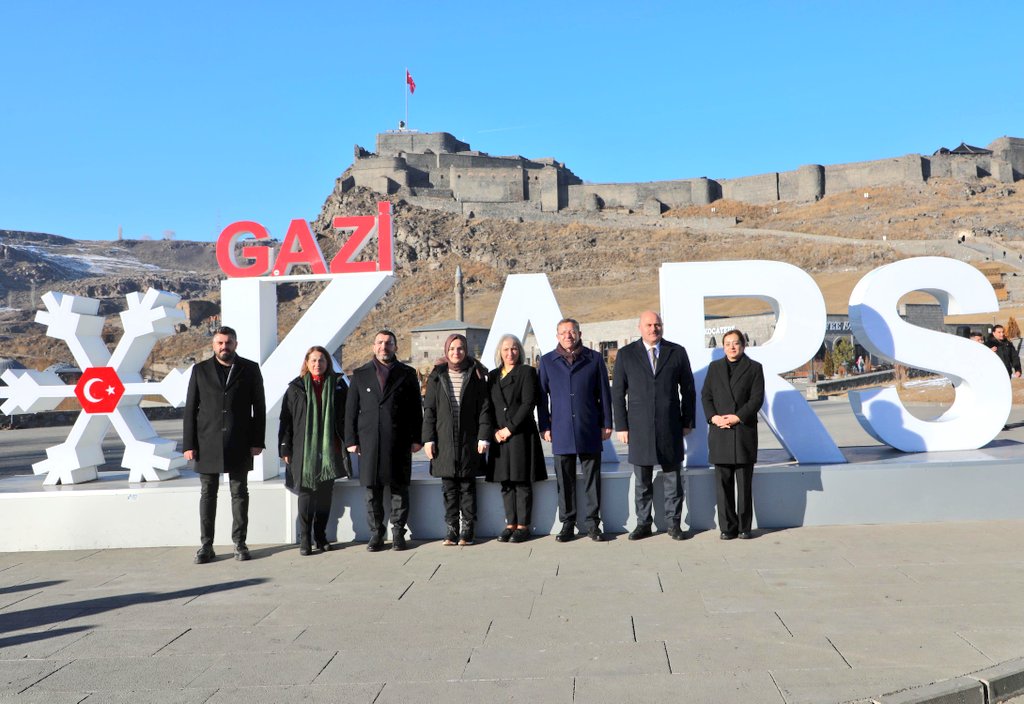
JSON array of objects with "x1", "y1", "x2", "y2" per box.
[{"x1": 3, "y1": 175, "x2": 1024, "y2": 374}]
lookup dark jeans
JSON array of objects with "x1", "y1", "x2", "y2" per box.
[
  {"x1": 441, "y1": 477, "x2": 476, "y2": 527},
  {"x1": 298, "y1": 481, "x2": 335, "y2": 543},
  {"x1": 633, "y1": 463, "x2": 683, "y2": 527},
  {"x1": 199, "y1": 470, "x2": 249, "y2": 547},
  {"x1": 500, "y1": 480, "x2": 533, "y2": 526},
  {"x1": 554, "y1": 453, "x2": 601, "y2": 532},
  {"x1": 365, "y1": 484, "x2": 409, "y2": 535},
  {"x1": 715, "y1": 463, "x2": 754, "y2": 536}
]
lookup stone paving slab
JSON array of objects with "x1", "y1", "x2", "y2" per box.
[
  {"x1": 375, "y1": 678, "x2": 573, "y2": 704},
  {"x1": 1, "y1": 522, "x2": 1024, "y2": 702}
]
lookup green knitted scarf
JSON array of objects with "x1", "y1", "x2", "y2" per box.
[{"x1": 301, "y1": 374, "x2": 337, "y2": 490}]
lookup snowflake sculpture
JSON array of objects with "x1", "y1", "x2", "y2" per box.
[{"x1": 0, "y1": 289, "x2": 191, "y2": 485}]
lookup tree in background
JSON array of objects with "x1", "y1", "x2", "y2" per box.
[
  {"x1": 823, "y1": 348, "x2": 835, "y2": 377},
  {"x1": 833, "y1": 338, "x2": 855, "y2": 374}
]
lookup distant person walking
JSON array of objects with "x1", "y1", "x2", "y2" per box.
[
  {"x1": 345, "y1": 330, "x2": 423, "y2": 552},
  {"x1": 701, "y1": 329, "x2": 765, "y2": 540},
  {"x1": 486, "y1": 334, "x2": 547, "y2": 543},
  {"x1": 422, "y1": 334, "x2": 491, "y2": 546},
  {"x1": 279, "y1": 346, "x2": 351, "y2": 556},
  {"x1": 183, "y1": 326, "x2": 266, "y2": 564},
  {"x1": 612, "y1": 310, "x2": 695, "y2": 541},
  {"x1": 538, "y1": 318, "x2": 613, "y2": 542}
]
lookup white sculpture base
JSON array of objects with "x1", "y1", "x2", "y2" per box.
[{"x1": 0, "y1": 443, "x2": 1022, "y2": 551}]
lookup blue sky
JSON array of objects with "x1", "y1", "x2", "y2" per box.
[{"x1": 2, "y1": 1, "x2": 1022, "y2": 242}]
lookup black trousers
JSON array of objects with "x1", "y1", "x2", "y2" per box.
[
  {"x1": 633, "y1": 463, "x2": 683, "y2": 527},
  {"x1": 298, "y1": 481, "x2": 335, "y2": 543},
  {"x1": 441, "y1": 477, "x2": 476, "y2": 527},
  {"x1": 500, "y1": 480, "x2": 533, "y2": 526},
  {"x1": 199, "y1": 470, "x2": 249, "y2": 547},
  {"x1": 365, "y1": 484, "x2": 410, "y2": 534},
  {"x1": 554, "y1": 453, "x2": 601, "y2": 531},
  {"x1": 715, "y1": 463, "x2": 754, "y2": 536}
]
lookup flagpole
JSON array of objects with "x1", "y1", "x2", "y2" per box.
[{"x1": 404, "y1": 67, "x2": 409, "y2": 129}]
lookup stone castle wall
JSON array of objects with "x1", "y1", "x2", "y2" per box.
[{"x1": 343, "y1": 131, "x2": 1024, "y2": 218}]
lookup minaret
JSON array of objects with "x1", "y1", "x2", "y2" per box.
[{"x1": 455, "y1": 265, "x2": 465, "y2": 322}]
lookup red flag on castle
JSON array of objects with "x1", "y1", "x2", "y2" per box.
[{"x1": 406, "y1": 70, "x2": 416, "y2": 94}]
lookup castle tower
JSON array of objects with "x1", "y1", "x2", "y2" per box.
[{"x1": 455, "y1": 265, "x2": 465, "y2": 323}]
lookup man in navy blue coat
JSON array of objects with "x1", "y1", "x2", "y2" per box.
[{"x1": 538, "y1": 318, "x2": 613, "y2": 542}]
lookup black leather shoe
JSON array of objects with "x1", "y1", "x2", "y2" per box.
[
  {"x1": 392, "y1": 527, "x2": 408, "y2": 551},
  {"x1": 497, "y1": 527, "x2": 514, "y2": 543},
  {"x1": 316, "y1": 540, "x2": 333, "y2": 552},
  {"x1": 233, "y1": 543, "x2": 251, "y2": 561},
  {"x1": 738, "y1": 531, "x2": 752, "y2": 540},
  {"x1": 587, "y1": 527, "x2": 604, "y2": 542},
  {"x1": 366, "y1": 533, "x2": 385, "y2": 552},
  {"x1": 667, "y1": 524, "x2": 687, "y2": 541},
  {"x1": 442, "y1": 525, "x2": 458, "y2": 546},
  {"x1": 628, "y1": 525, "x2": 653, "y2": 541},
  {"x1": 299, "y1": 537, "x2": 312, "y2": 556},
  {"x1": 193, "y1": 545, "x2": 215, "y2": 564},
  {"x1": 555, "y1": 523, "x2": 575, "y2": 542},
  {"x1": 510, "y1": 527, "x2": 530, "y2": 543},
  {"x1": 720, "y1": 532, "x2": 737, "y2": 540}
]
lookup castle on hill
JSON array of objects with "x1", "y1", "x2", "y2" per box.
[{"x1": 338, "y1": 131, "x2": 1024, "y2": 219}]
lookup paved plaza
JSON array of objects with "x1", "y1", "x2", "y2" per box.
[{"x1": 1, "y1": 399, "x2": 1023, "y2": 702}]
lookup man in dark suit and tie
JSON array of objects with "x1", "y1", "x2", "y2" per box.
[
  {"x1": 345, "y1": 330, "x2": 423, "y2": 552},
  {"x1": 701, "y1": 329, "x2": 765, "y2": 540},
  {"x1": 183, "y1": 326, "x2": 266, "y2": 564},
  {"x1": 612, "y1": 311, "x2": 695, "y2": 541}
]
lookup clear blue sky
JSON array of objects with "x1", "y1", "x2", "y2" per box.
[{"x1": 2, "y1": 1, "x2": 1022, "y2": 242}]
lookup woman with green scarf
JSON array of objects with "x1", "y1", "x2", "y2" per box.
[{"x1": 279, "y1": 346, "x2": 351, "y2": 555}]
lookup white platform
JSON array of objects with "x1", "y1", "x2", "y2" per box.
[{"x1": 1, "y1": 442, "x2": 1023, "y2": 551}]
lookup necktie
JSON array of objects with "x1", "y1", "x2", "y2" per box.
[{"x1": 650, "y1": 346, "x2": 658, "y2": 372}]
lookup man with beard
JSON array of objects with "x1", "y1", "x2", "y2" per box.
[
  {"x1": 183, "y1": 326, "x2": 266, "y2": 564},
  {"x1": 538, "y1": 318, "x2": 613, "y2": 542},
  {"x1": 346, "y1": 330, "x2": 424, "y2": 551}
]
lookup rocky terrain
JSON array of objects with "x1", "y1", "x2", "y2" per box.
[{"x1": 3, "y1": 172, "x2": 1024, "y2": 377}]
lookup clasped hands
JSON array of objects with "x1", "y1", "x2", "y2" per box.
[{"x1": 710, "y1": 414, "x2": 741, "y2": 429}]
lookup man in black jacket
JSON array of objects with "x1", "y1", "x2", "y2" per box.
[
  {"x1": 612, "y1": 310, "x2": 695, "y2": 541},
  {"x1": 987, "y1": 325, "x2": 1021, "y2": 378},
  {"x1": 183, "y1": 326, "x2": 266, "y2": 564},
  {"x1": 345, "y1": 330, "x2": 423, "y2": 552}
]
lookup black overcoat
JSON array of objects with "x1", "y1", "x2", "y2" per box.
[
  {"x1": 700, "y1": 354, "x2": 765, "y2": 465},
  {"x1": 611, "y1": 339, "x2": 696, "y2": 466},
  {"x1": 278, "y1": 375, "x2": 352, "y2": 493},
  {"x1": 344, "y1": 360, "x2": 423, "y2": 487},
  {"x1": 183, "y1": 355, "x2": 266, "y2": 474},
  {"x1": 486, "y1": 365, "x2": 547, "y2": 483},
  {"x1": 422, "y1": 361, "x2": 492, "y2": 479}
]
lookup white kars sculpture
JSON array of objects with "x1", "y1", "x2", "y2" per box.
[{"x1": 0, "y1": 289, "x2": 191, "y2": 484}]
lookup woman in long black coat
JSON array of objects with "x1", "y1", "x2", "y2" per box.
[
  {"x1": 701, "y1": 329, "x2": 765, "y2": 541},
  {"x1": 422, "y1": 334, "x2": 492, "y2": 546},
  {"x1": 486, "y1": 334, "x2": 547, "y2": 543},
  {"x1": 279, "y1": 346, "x2": 351, "y2": 555}
]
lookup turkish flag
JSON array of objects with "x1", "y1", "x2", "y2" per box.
[{"x1": 406, "y1": 70, "x2": 416, "y2": 94}]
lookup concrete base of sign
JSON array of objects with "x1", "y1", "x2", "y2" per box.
[{"x1": 0, "y1": 441, "x2": 1022, "y2": 551}]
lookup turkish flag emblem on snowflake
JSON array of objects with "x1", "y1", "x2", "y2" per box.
[{"x1": 0, "y1": 289, "x2": 193, "y2": 485}]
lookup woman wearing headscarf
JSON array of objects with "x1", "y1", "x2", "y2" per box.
[
  {"x1": 486, "y1": 334, "x2": 548, "y2": 543},
  {"x1": 422, "y1": 334, "x2": 492, "y2": 545},
  {"x1": 279, "y1": 346, "x2": 351, "y2": 555}
]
